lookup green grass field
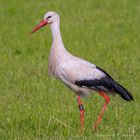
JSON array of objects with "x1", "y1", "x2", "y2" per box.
[{"x1": 0, "y1": 0, "x2": 140, "y2": 139}]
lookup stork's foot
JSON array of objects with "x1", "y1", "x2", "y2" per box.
[{"x1": 93, "y1": 92, "x2": 110, "y2": 130}]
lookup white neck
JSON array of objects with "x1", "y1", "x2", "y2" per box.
[
  {"x1": 50, "y1": 21, "x2": 64, "y2": 48},
  {"x1": 48, "y1": 20, "x2": 69, "y2": 76}
]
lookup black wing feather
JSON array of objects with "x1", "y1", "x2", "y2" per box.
[{"x1": 75, "y1": 65, "x2": 134, "y2": 101}]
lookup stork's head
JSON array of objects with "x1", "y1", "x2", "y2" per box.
[
  {"x1": 44, "y1": 11, "x2": 59, "y2": 24},
  {"x1": 30, "y1": 11, "x2": 59, "y2": 34}
]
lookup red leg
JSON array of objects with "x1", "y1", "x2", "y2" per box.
[
  {"x1": 77, "y1": 96, "x2": 84, "y2": 131},
  {"x1": 94, "y1": 92, "x2": 110, "y2": 129}
]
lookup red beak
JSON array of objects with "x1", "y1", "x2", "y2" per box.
[{"x1": 29, "y1": 20, "x2": 48, "y2": 35}]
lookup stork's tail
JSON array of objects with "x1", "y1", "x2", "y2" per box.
[{"x1": 114, "y1": 81, "x2": 134, "y2": 101}]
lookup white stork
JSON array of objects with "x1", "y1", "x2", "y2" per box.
[{"x1": 30, "y1": 11, "x2": 134, "y2": 130}]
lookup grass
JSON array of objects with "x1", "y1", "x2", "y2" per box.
[{"x1": 0, "y1": 0, "x2": 140, "y2": 139}]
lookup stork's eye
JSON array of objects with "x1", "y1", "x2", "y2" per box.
[{"x1": 47, "y1": 16, "x2": 52, "y2": 19}]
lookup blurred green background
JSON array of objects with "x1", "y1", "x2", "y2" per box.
[{"x1": 0, "y1": 0, "x2": 140, "y2": 139}]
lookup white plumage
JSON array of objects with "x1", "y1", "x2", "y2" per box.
[
  {"x1": 30, "y1": 11, "x2": 133, "y2": 130},
  {"x1": 44, "y1": 12, "x2": 105, "y2": 96}
]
